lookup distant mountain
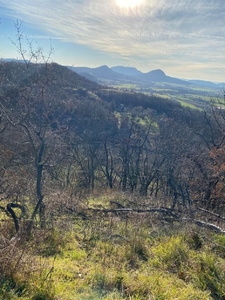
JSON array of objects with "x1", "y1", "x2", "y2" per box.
[
  {"x1": 69, "y1": 65, "x2": 190, "y2": 86},
  {"x1": 69, "y1": 65, "x2": 131, "y2": 82},
  {"x1": 0, "y1": 58, "x2": 27, "y2": 63},
  {"x1": 68, "y1": 64, "x2": 223, "y2": 89},
  {"x1": 111, "y1": 66, "x2": 142, "y2": 76},
  {"x1": 188, "y1": 79, "x2": 224, "y2": 88},
  {"x1": 134, "y1": 69, "x2": 191, "y2": 86},
  {"x1": 133, "y1": 69, "x2": 165, "y2": 81}
]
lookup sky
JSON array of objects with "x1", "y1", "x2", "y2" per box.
[{"x1": 0, "y1": 0, "x2": 224, "y2": 82}]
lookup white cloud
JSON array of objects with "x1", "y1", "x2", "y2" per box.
[{"x1": 0, "y1": 0, "x2": 224, "y2": 80}]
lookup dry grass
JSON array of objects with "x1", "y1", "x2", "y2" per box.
[{"x1": 0, "y1": 192, "x2": 225, "y2": 299}]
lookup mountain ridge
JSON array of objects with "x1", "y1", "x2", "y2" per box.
[
  {"x1": 2, "y1": 59, "x2": 224, "y2": 88},
  {"x1": 111, "y1": 66, "x2": 142, "y2": 76},
  {"x1": 70, "y1": 64, "x2": 224, "y2": 88}
]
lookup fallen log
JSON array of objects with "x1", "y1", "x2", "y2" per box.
[
  {"x1": 197, "y1": 207, "x2": 225, "y2": 221},
  {"x1": 182, "y1": 218, "x2": 225, "y2": 233},
  {"x1": 89, "y1": 206, "x2": 180, "y2": 218}
]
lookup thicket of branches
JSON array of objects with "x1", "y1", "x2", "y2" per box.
[{"x1": 0, "y1": 29, "x2": 225, "y2": 238}]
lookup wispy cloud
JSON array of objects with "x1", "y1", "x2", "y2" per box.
[{"x1": 0, "y1": 0, "x2": 224, "y2": 80}]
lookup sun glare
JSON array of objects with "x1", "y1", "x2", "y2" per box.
[{"x1": 116, "y1": 0, "x2": 144, "y2": 8}]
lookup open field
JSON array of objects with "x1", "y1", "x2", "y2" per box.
[{"x1": 111, "y1": 82, "x2": 223, "y2": 109}]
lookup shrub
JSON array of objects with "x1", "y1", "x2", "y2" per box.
[
  {"x1": 195, "y1": 253, "x2": 225, "y2": 300},
  {"x1": 151, "y1": 236, "x2": 189, "y2": 272}
]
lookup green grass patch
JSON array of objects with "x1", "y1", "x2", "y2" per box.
[{"x1": 1, "y1": 206, "x2": 225, "y2": 299}]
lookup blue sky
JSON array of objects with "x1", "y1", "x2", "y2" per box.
[{"x1": 0, "y1": 0, "x2": 224, "y2": 82}]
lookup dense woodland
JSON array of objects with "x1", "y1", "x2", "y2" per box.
[{"x1": 0, "y1": 59, "x2": 225, "y2": 233}]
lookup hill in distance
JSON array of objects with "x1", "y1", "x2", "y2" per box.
[
  {"x1": 3, "y1": 59, "x2": 223, "y2": 88},
  {"x1": 70, "y1": 65, "x2": 189, "y2": 86},
  {"x1": 133, "y1": 69, "x2": 192, "y2": 86},
  {"x1": 69, "y1": 64, "x2": 224, "y2": 89},
  {"x1": 68, "y1": 65, "x2": 132, "y2": 83},
  {"x1": 2, "y1": 59, "x2": 223, "y2": 110},
  {"x1": 110, "y1": 66, "x2": 142, "y2": 76},
  {"x1": 188, "y1": 79, "x2": 224, "y2": 88}
]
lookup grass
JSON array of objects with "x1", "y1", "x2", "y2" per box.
[
  {"x1": 178, "y1": 100, "x2": 197, "y2": 109},
  {"x1": 112, "y1": 80, "x2": 220, "y2": 110},
  {"x1": 1, "y1": 194, "x2": 225, "y2": 299}
]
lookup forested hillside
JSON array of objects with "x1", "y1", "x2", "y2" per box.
[
  {"x1": 1, "y1": 61, "x2": 225, "y2": 218},
  {"x1": 0, "y1": 60, "x2": 225, "y2": 299}
]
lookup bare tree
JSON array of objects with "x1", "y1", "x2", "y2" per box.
[{"x1": 0, "y1": 24, "x2": 71, "y2": 233}]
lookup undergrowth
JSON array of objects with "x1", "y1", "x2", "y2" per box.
[{"x1": 0, "y1": 194, "x2": 225, "y2": 299}]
